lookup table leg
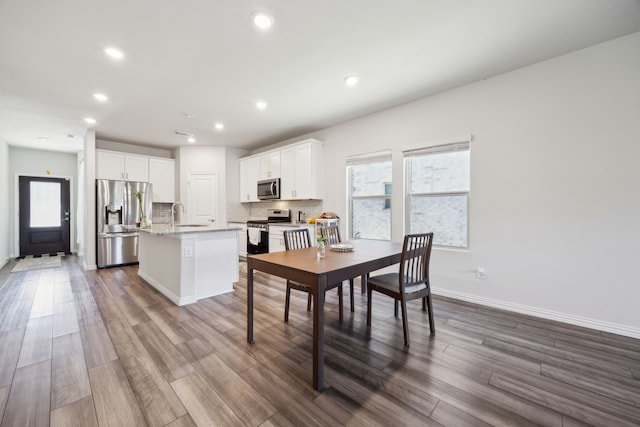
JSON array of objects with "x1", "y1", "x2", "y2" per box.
[
  {"x1": 247, "y1": 264, "x2": 254, "y2": 344},
  {"x1": 360, "y1": 274, "x2": 367, "y2": 294},
  {"x1": 312, "y1": 277, "x2": 326, "y2": 391}
]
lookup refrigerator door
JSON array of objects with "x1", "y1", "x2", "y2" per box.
[
  {"x1": 97, "y1": 233, "x2": 139, "y2": 268},
  {"x1": 96, "y1": 179, "x2": 126, "y2": 234},
  {"x1": 125, "y1": 181, "x2": 153, "y2": 225}
]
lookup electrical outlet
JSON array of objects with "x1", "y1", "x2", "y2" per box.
[
  {"x1": 476, "y1": 267, "x2": 486, "y2": 280},
  {"x1": 184, "y1": 246, "x2": 193, "y2": 258}
]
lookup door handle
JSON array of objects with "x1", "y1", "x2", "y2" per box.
[{"x1": 63, "y1": 210, "x2": 70, "y2": 221}]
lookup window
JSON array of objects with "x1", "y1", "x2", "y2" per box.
[
  {"x1": 30, "y1": 181, "x2": 61, "y2": 227},
  {"x1": 404, "y1": 140, "x2": 470, "y2": 248},
  {"x1": 347, "y1": 151, "x2": 392, "y2": 240}
]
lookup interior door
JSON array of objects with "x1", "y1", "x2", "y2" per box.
[
  {"x1": 187, "y1": 174, "x2": 218, "y2": 225},
  {"x1": 19, "y1": 176, "x2": 71, "y2": 256}
]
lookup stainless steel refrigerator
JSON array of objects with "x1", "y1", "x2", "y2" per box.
[{"x1": 96, "y1": 179, "x2": 152, "y2": 268}]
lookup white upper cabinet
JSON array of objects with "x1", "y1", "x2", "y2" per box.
[
  {"x1": 259, "y1": 150, "x2": 281, "y2": 179},
  {"x1": 96, "y1": 150, "x2": 149, "y2": 182},
  {"x1": 239, "y1": 156, "x2": 260, "y2": 202},
  {"x1": 149, "y1": 157, "x2": 175, "y2": 202},
  {"x1": 239, "y1": 139, "x2": 323, "y2": 202},
  {"x1": 280, "y1": 139, "x2": 323, "y2": 200}
]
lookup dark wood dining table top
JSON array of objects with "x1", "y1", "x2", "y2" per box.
[{"x1": 246, "y1": 238, "x2": 404, "y2": 391}]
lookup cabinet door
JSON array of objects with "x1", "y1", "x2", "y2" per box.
[
  {"x1": 260, "y1": 151, "x2": 281, "y2": 179},
  {"x1": 236, "y1": 224, "x2": 247, "y2": 257},
  {"x1": 268, "y1": 226, "x2": 286, "y2": 253},
  {"x1": 280, "y1": 148, "x2": 296, "y2": 200},
  {"x1": 124, "y1": 154, "x2": 149, "y2": 182},
  {"x1": 293, "y1": 143, "x2": 313, "y2": 199},
  {"x1": 149, "y1": 158, "x2": 175, "y2": 202},
  {"x1": 96, "y1": 150, "x2": 125, "y2": 180},
  {"x1": 239, "y1": 157, "x2": 260, "y2": 202}
]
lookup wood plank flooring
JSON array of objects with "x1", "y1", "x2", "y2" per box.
[{"x1": 0, "y1": 256, "x2": 639, "y2": 426}]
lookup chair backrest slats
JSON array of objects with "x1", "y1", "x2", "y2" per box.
[
  {"x1": 399, "y1": 233, "x2": 433, "y2": 292},
  {"x1": 283, "y1": 228, "x2": 312, "y2": 251},
  {"x1": 320, "y1": 225, "x2": 341, "y2": 245}
]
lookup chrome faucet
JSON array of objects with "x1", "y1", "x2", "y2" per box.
[{"x1": 170, "y1": 202, "x2": 184, "y2": 227}]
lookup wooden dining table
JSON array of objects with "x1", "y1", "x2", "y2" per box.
[{"x1": 246, "y1": 239, "x2": 403, "y2": 391}]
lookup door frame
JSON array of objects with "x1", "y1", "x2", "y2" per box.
[{"x1": 13, "y1": 173, "x2": 76, "y2": 258}]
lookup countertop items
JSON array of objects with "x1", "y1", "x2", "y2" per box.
[{"x1": 134, "y1": 224, "x2": 241, "y2": 236}]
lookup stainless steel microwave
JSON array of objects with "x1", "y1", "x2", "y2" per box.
[{"x1": 257, "y1": 178, "x2": 280, "y2": 200}]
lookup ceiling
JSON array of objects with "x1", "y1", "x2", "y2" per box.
[{"x1": 1, "y1": 1, "x2": 640, "y2": 154}]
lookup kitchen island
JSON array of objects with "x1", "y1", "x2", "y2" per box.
[{"x1": 136, "y1": 224, "x2": 241, "y2": 306}]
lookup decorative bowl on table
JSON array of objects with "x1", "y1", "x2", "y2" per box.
[{"x1": 330, "y1": 244, "x2": 354, "y2": 252}]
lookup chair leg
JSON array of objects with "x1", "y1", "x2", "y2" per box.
[
  {"x1": 284, "y1": 286, "x2": 291, "y2": 322},
  {"x1": 426, "y1": 294, "x2": 435, "y2": 334},
  {"x1": 394, "y1": 300, "x2": 399, "y2": 317},
  {"x1": 422, "y1": 297, "x2": 426, "y2": 311},
  {"x1": 306, "y1": 293, "x2": 312, "y2": 312},
  {"x1": 400, "y1": 298, "x2": 410, "y2": 347},
  {"x1": 349, "y1": 279, "x2": 354, "y2": 312},
  {"x1": 366, "y1": 285, "x2": 373, "y2": 326},
  {"x1": 338, "y1": 285, "x2": 343, "y2": 322}
]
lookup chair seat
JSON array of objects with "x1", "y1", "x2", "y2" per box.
[{"x1": 367, "y1": 273, "x2": 428, "y2": 295}]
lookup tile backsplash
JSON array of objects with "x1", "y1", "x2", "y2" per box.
[
  {"x1": 156, "y1": 199, "x2": 331, "y2": 224},
  {"x1": 249, "y1": 199, "x2": 326, "y2": 221},
  {"x1": 152, "y1": 203, "x2": 173, "y2": 224}
]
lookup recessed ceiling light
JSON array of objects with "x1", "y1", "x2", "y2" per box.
[
  {"x1": 214, "y1": 123, "x2": 224, "y2": 130},
  {"x1": 252, "y1": 12, "x2": 273, "y2": 30},
  {"x1": 37, "y1": 137, "x2": 49, "y2": 141},
  {"x1": 256, "y1": 101, "x2": 267, "y2": 110},
  {"x1": 84, "y1": 117, "x2": 97, "y2": 124},
  {"x1": 344, "y1": 75, "x2": 359, "y2": 86},
  {"x1": 93, "y1": 93, "x2": 108, "y2": 102},
  {"x1": 104, "y1": 47, "x2": 125, "y2": 60},
  {"x1": 187, "y1": 136, "x2": 196, "y2": 143}
]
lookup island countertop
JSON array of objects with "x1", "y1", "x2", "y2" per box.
[{"x1": 135, "y1": 224, "x2": 241, "y2": 236}]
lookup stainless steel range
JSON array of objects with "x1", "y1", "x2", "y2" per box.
[{"x1": 246, "y1": 209, "x2": 291, "y2": 255}]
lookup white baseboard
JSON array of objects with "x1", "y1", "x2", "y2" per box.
[
  {"x1": 432, "y1": 287, "x2": 640, "y2": 340},
  {"x1": 138, "y1": 270, "x2": 197, "y2": 306},
  {"x1": 0, "y1": 257, "x2": 8, "y2": 270}
]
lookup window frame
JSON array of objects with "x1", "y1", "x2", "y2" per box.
[
  {"x1": 403, "y1": 139, "x2": 471, "y2": 249},
  {"x1": 346, "y1": 150, "x2": 393, "y2": 241}
]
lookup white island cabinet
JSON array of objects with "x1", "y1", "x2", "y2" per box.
[{"x1": 136, "y1": 224, "x2": 240, "y2": 305}]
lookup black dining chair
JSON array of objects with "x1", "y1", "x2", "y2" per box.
[
  {"x1": 320, "y1": 225, "x2": 355, "y2": 312},
  {"x1": 283, "y1": 228, "x2": 345, "y2": 322},
  {"x1": 366, "y1": 233, "x2": 435, "y2": 347}
]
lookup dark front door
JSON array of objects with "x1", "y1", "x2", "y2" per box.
[{"x1": 19, "y1": 176, "x2": 71, "y2": 256}]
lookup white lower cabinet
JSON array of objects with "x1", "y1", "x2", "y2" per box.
[{"x1": 230, "y1": 222, "x2": 248, "y2": 257}]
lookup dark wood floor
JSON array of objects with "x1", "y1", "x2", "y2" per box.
[{"x1": 0, "y1": 256, "x2": 639, "y2": 426}]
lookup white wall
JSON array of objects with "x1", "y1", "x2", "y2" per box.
[
  {"x1": 176, "y1": 146, "x2": 229, "y2": 225},
  {"x1": 83, "y1": 130, "x2": 96, "y2": 270},
  {"x1": 0, "y1": 139, "x2": 9, "y2": 267},
  {"x1": 8, "y1": 146, "x2": 79, "y2": 257},
  {"x1": 259, "y1": 32, "x2": 640, "y2": 337}
]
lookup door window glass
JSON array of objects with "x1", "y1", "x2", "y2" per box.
[{"x1": 30, "y1": 181, "x2": 61, "y2": 227}]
